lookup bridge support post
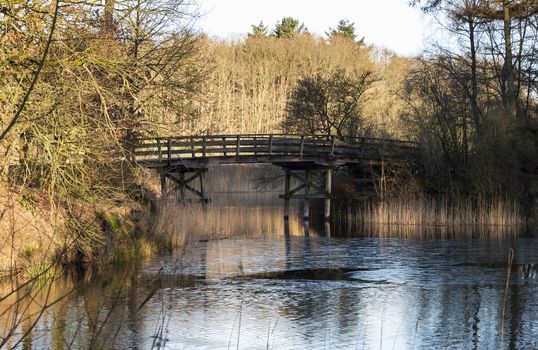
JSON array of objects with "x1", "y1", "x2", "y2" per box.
[
  {"x1": 303, "y1": 170, "x2": 310, "y2": 221},
  {"x1": 160, "y1": 174, "x2": 167, "y2": 195},
  {"x1": 324, "y1": 169, "x2": 332, "y2": 237},
  {"x1": 199, "y1": 170, "x2": 207, "y2": 205},
  {"x1": 179, "y1": 172, "x2": 185, "y2": 201},
  {"x1": 284, "y1": 171, "x2": 291, "y2": 220},
  {"x1": 303, "y1": 218, "x2": 310, "y2": 236},
  {"x1": 161, "y1": 169, "x2": 209, "y2": 204},
  {"x1": 324, "y1": 169, "x2": 332, "y2": 222}
]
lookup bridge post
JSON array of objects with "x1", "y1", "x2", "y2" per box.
[
  {"x1": 304, "y1": 218, "x2": 310, "y2": 236},
  {"x1": 284, "y1": 171, "x2": 291, "y2": 220},
  {"x1": 160, "y1": 174, "x2": 167, "y2": 195},
  {"x1": 236, "y1": 135, "x2": 240, "y2": 157},
  {"x1": 303, "y1": 170, "x2": 311, "y2": 237},
  {"x1": 303, "y1": 170, "x2": 310, "y2": 221},
  {"x1": 324, "y1": 168, "x2": 332, "y2": 221},
  {"x1": 166, "y1": 138, "x2": 171, "y2": 164},
  {"x1": 222, "y1": 137, "x2": 227, "y2": 157},
  {"x1": 179, "y1": 172, "x2": 185, "y2": 201},
  {"x1": 199, "y1": 170, "x2": 208, "y2": 204},
  {"x1": 300, "y1": 135, "x2": 305, "y2": 158},
  {"x1": 157, "y1": 138, "x2": 162, "y2": 160},
  {"x1": 324, "y1": 168, "x2": 332, "y2": 237}
]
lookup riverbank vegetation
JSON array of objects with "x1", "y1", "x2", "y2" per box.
[{"x1": 1, "y1": 1, "x2": 538, "y2": 276}]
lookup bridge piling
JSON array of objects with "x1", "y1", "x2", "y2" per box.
[
  {"x1": 199, "y1": 170, "x2": 207, "y2": 204},
  {"x1": 324, "y1": 169, "x2": 332, "y2": 237},
  {"x1": 303, "y1": 170, "x2": 310, "y2": 221},
  {"x1": 160, "y1": 174, "x2": 167, "y2": 195},
  {"x1": 179, "y1": 172, "x2": 185, "y2": 201},
  {"x1": 284, "y1": 171, "x2": 291, "y2": 220},
  {"x1": 324, "y1": 169, "x2": 332, "y2": 222}
]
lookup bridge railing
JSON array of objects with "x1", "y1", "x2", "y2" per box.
[{"x1": 133, "y1": 134, "x2": 419, "y2": 163}]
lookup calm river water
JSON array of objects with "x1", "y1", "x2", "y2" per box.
[{"x1": 2, "y1": 235, "x2": 538, "y2": 349}]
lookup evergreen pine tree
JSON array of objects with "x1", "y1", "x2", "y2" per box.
[
  {"x1": 327, "y1": 19, "x2": 364, "y2": 44},
  {"x1": 273, "y1": 17, "x2": 307, "y2": 38},
  {"x1": 248, "y1": 21, "x2": 269, "y2": 38}
]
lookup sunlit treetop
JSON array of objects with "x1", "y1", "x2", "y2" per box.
[
  {"x1": 326, "y1": 19, "x2": 365, "y2": 44},
  {"x1": 273, "y1": 17, "x2": 308, "y2": 38},
  {"x1": 248, "y1": 21, "x2": 269, "y2": 38}
]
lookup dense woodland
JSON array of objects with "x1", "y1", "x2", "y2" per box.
[{"x1": 1, "y1": 1, "x2": 538, "y2": 272}]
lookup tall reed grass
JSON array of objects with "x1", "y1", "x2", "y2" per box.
[
  {"x1": 140, "y1": 165, "x2": 311, "y2": 246},
  {"x1": 145, "y1": 198, "x2": 308, "y2": 247},
  {"x1": 334, "y1": 197, "x2": 526, "y2": 238},
  {"x1": 141, "y1": 165, "x2": 529, "y2": 241}
]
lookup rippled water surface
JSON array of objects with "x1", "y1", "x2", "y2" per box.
[{"x1": 2, "y1": 236, "x2": 538, "y2": 349}]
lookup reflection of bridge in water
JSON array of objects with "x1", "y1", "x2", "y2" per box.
[{"x1": 134, "y1": 134, "x2": 420, "y2": 229}]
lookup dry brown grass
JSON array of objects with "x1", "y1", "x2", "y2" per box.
[
  {"x1": 0, "y1": 184, "x2": 64, "y2": 276},
  {"x1": 146, "y1": 200, "x2": 305, "y2": 247},
  {"x1": 139, "y1": 165, "x2": 528, "y2": 241},
  {"x1": 0, "y1": 178, "x2": 151, "y2": 277},
  {"x1": 335, "y1": 197, "x2": 526, "y2": 238}
]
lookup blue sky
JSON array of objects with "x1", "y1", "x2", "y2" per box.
[{"x1": 197, "y1": 0, "x2": 430, "y2": 56}]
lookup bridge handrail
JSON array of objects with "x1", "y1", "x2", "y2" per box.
[
  {"x1": 135, "y1": 133, "x2": 419, "y2": 146},
  {"x1": 133, "y1": 134, "x2": 420, "y2": 163}
]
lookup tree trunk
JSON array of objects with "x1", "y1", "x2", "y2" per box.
[
  {"x1": 103, "y1": 0, "x2": 115, "y2": 35},
  {"x1": 468, "y1": 18, "x2": 481, "y2": 137},
  {"x1": 502, "y1": 0, "x2": 517, "y2": 118}
]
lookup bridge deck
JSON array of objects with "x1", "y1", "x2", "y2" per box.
[{"x1": 134, "y1": 134, "x2": 420, "y2": 170}]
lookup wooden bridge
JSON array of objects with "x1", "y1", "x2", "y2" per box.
[{"x1": 134, "y1": 134, "x2": 420, "y2": 222}]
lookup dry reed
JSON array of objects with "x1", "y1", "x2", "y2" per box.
[
  {"x1": 147, "y1": 199, "x2": 306, "y2": 247},
  {"x1": 141, "y1": 165, "x2": 528, "y2": 242},
  {"x1": 335, "y1": 197, "x2": 525, "y2": 238},
  {"x1": 140, "y1": 165, "x2": 309, "y2": 246}
]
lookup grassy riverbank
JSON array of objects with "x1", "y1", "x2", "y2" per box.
[{"x1": 0, "y1": 173, "x2": 165, "y2": 278}]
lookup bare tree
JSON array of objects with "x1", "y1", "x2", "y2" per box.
[
  {"x1": 413, "y1": 0, "x2": 490, "y2": 138},
  {"x1": 283, "y1": 69, "x2": 376, "y2": 139},
  {"x1": 415, "y1": 0, "x2": 538, "y2": 120},
  {"x1": 99, "y1": 0, "x2": 206, "y2": 143},
  {"x1": 0, "y1": 0, "x2": 60, "y2": 142},
  {"x1": 402, "y1": 58, "x2": 472, "y2": 163}
]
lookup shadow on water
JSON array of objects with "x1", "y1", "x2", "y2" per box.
[{"x1": 239, "y1": 268, "x2": 370, "y2": 281}]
